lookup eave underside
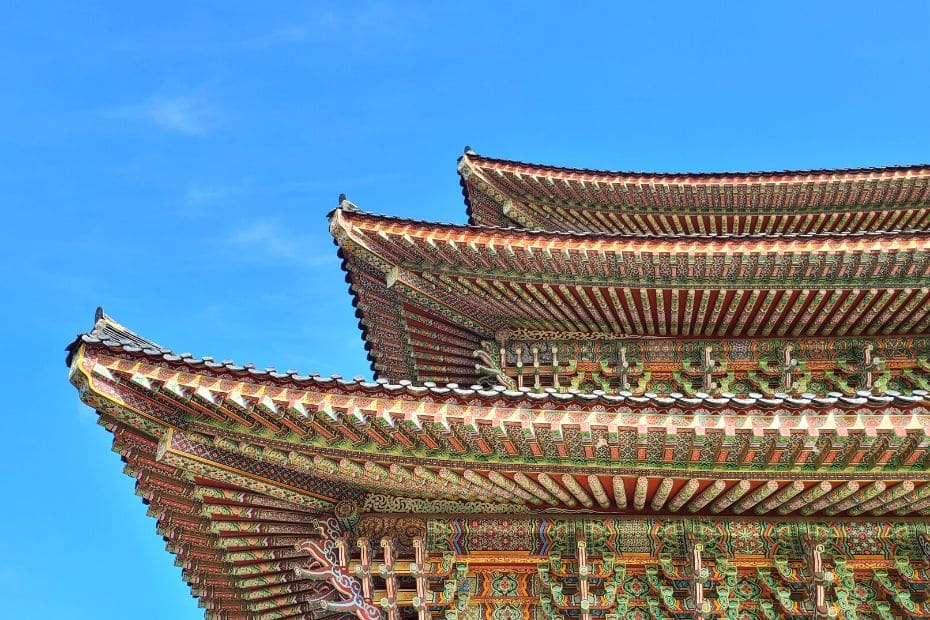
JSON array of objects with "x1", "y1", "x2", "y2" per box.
[
  {"x1": 332, "y1": 208, "x2": 930, "y2": 385},
  {"x1": 70, "y1": 319, "x2": 930, "y2": 619},
  {"x1": 104, "y1": 420, "x2": 344, "y2": 620},
  {"x1": 83, "y1": 414, "x2": 930, "y2": 619}
]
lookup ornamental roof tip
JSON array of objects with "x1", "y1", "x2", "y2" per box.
[
  {"x1": 456, "y1": 146, "x2": 479, "y2": 168},
  {"x1": 325, "y1": 193, "x2": 361, "y2": 220},
  {"x1": 337, "y1": 193, "x2": 359, "y2": 212},
  {"x1": 66, "y1": 305, "x2": 162, "y2": 367},
  {"x1": 67, "y1": 309, "x2": 930, "y2": 411}
]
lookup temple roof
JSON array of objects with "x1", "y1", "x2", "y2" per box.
[
  {"x1": 460, "y1": 151, "x2": 930, "y2": 236},
  {"x1": 68, "y1": 311, "x2": 930, "y2": 515},
  {"x1": 331, "y1": 206, "x2": 930, "y2": 385},
  {"x1": 66, "y1": 148, "x2": 930, "y2": 619},
  {"x1": 68, "y1": 311, "x2": 930, "y2": 618}
]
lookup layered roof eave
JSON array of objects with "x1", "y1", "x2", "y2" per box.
[
  {"x1": 459, "y1": 150, "x2": 930, "y2": 235},
  {"x1": 69, "y1": 309, "x2": 930, "y2": 419},
  {"x1": 333, "y1": 200, "x2": 930, "y2": 243},
  {"x1": 67, "y1": 310, "x2": 930, "y2": 522},
  {"x1": 331, "y1": 205, "x2": 930, "y2": 384}
]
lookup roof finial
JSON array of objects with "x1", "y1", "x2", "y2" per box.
[
  {"x1": 338, "y1": 193, "x2": 360, "y2": 212},
  {"x1": 463, "y1": 145, "x2": 476, "y2": 156},
  {"x1": 94, "y1": 306, "x2": 106, "y2": 322}
]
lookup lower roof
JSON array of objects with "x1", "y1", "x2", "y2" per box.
[
  {"x1": 69, "y1": 311, "x2": 930, "y2": 506},
  {"x1": 67, "y1": 310, "x2": 930, "y2": 618}
]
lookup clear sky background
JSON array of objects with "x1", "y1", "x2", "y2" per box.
[{"x1": 2, "y1": 1, "x2": 930, "y2": 617}]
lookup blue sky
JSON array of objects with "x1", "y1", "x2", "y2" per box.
[{"x1": 2, "y1": 1, "x2": 930, "y2": 617}]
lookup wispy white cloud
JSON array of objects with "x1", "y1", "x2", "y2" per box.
[
  {"x1": 243, "y1": 25, "x2": 312, "y2": 49},
  {"x1": 186, "y1": 184, "x2": 227, "y2": 206},
  {"x1": 177, "y1": 172, "x2": 403, "y2": 219},
  {"x1": 176, "y1": 184, "x2": 230, "y2": 218},
  {"x1": 227, "y1": 219, "x2": 337, "y2": 268},
  {"x1": 115, "y1": 94, "x2": 216, "y2": 136},
  {"x1": 244, "y1": 3, "x2": 417, "y2": 49}
]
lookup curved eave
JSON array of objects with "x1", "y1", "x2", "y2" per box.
[
  {"x1": 459, "y1": 152, "x2": 477, "y2": 226},
  {"x1": 68, "y1": 311, "x2": 930, "y2": 413},
  {"x1": 463, "y1": 151, "x2": 930, "y2": 185},
  {"x1": 336, "y1": 242, "x2": 380, "y2": 379},
  {"x1": 459, "y1": 151, "x2": 930, "y2": 235},
  {"x1": 329, "y1": 208, "x2": 930, "y2": 352},
  {"x1": 333, "y1": 201, "x2": 930, "y2": 244},
  {"x1": 68, "y1": 321, "x2": 930, "y2": 523},
  {"x1": 79, "y1": 408, "x2": 337, "y2": 618},
  {"x1": 322, "y1": 203, "x2": 382, "y2": 380}
]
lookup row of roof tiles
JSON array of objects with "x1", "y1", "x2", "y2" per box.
[
  {"x1": 338, "y1": 197, "x2": 930, "y2": 241},
  {"x1": 461, "y1": 150, "x2": 930, "y2": 181},
  {"x1": 70, "y1": 310, "x2": 930, "y2": 411}
]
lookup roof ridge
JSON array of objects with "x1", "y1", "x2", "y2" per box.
[
  {"x1": 461, "y1": 151, "x2": 930, "y2": 180},
  {"x1": 333, "y1": 205, "x2": 930, "y2": 243}
]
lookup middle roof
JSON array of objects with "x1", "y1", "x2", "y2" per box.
[{"x1": 331, "y1": 205, "x2": 930, "y2": 383}]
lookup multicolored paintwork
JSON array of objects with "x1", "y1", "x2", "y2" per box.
[
  {"x1": 460, "y1": 151, "x2": 930, "y2": 235},
  {"x1": 67, "y1": 151, "x2": 930, "y2": 618}
]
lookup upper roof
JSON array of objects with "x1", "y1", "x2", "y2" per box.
[{"x1": 459, "y1": 150, "x2": 930, "y2": 236}]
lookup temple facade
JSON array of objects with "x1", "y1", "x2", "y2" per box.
[{"x1": 68, "y1": 149, "x2": 930, "y2": 619}]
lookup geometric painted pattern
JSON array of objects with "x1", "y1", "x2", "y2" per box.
[{"x1": 333, "y1": 207, "x2": 930, "y2": 384}]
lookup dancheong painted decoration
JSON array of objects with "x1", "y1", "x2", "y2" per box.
[{"x1": 68, "y1": 148, "x2": 930, "y2": 619}]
